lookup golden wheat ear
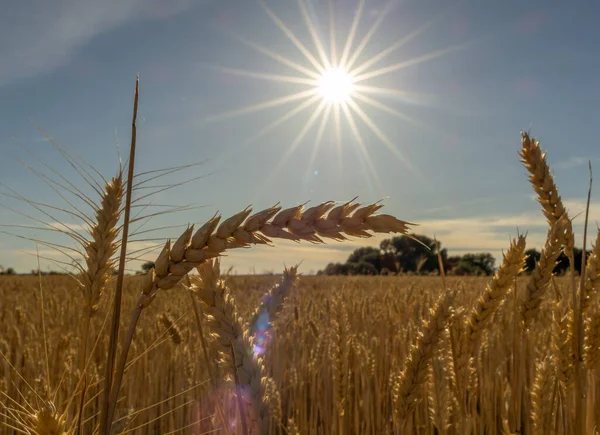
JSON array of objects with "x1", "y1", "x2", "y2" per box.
[
  {"x1": 247, "y1": 265, "x2": 299, "y2": 338},
  {"x1": 192, "y1": 259, "x2": 273, "y2": 434}
]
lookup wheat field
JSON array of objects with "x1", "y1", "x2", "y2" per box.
[
  {"x1": 1, "y1": 270, "x2": 599, "y2": 434},
  {"x1": 0, "y1": 83, "x2": 599, "y2": 435}
]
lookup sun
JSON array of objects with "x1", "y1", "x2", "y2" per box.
[
  {"x1": 205, "y1": 0, "x2": 466, "y2": 190},
  {"x1": 317, "y1": 68, "x2": 355, "y2": 104}
]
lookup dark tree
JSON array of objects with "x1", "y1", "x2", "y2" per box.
[
  {"x1": 347, "y1": 261, "x2": 379, "y2": 275},
  {"x1": 380, "y1": 235, "x2": 447, "y2": 274},
  {"x1": 457, "y1": 253, "x2": 496, "y2": 276},
  {"x1": 524, "y1": 247, "x2": 590, "y2": 275},
  {"x1": 320, "y1": 262, "x2": 349, "y2": 275},
  {"x1": 524, "y1": 248, "x2": 541, "y2": 273},
  {"x1": 141, "y1": 261, "x2": 155, "y2": 272},
  {"x1": 347, "y1": 247, "x2": 382, "y2": 272}
]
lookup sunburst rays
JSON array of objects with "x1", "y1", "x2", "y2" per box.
[{"x1": 205, "y1": 0, "x2": 468, "y2": 190}]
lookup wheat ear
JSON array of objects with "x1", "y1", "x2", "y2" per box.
[
  {"x1": 468, "y1": 235, "x2": 527, "y2": 346},
  {"x1": 393, "y1": 289, "x2": 456, "y2": 422},
  {"x1": 583, "y1": 228, "x2": 600, "y2": 313},
  {"x1": 522, "y1": 215, "x2": 569, "y2": 329},
  {"x1": 584, "y1": 309, "x2": 600, "y2": 370},
  {"x1": 531, "y1": 356, "x2": 555, "y2": 434},
  {"x1": 192, "y1": 259, "x2": 272, "y2": 434},
  {"x1": 28, "y1": 401, "x2": 67, "y2": 435},
  {"x1": 157, "y1": 313, "x2": 183, "y2": 346},
  {"x1": 80, "y1": 174, "x2": 124, "y2": 315},
  {"x1": 247, "y1": 265, "x2": 299, "y2": 338},
  {"x1": 139, "y1": 199, "x2": 412, "y2": 306},
  {"x1": 553, "y1": 304, "x2": 575, "y2": 388},
  {"x1": 520, "y1": 132, "x2": 573, "y2": 248}
]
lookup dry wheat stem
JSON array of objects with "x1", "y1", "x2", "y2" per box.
[{"x1": 100, "y1": 77, "x2": 139, "y2": 435}]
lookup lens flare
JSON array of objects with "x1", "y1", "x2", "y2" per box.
[{"x1": 317, "y1": 68, "x2": 355, "y2": 103}]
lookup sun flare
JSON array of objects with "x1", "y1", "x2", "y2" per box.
[
  {"x1": 207, "y1": 0, "x2": 466, "y2": 191},
  {"x1": 317, "y1": 68, "x2": 355, "y2": 104}
]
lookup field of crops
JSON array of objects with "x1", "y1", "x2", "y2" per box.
[{"x1": 1, "y1": 267, "x2": 599, "y2": 435}]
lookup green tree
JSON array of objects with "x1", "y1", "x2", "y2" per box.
[
  {"x1": 380, "y1": 234, "x2": 447, "y2": 274},
  {"x1": 525, "y1": 247, "x2": 590, "y2": 275},
  {"x1": 347, "y1": 247, "x2": 382, "y2": 272},
  {"x1": 458, "y1": 253, "x2": 495, "y2": 276},
  {"x1": 141, "y1": 261, "x2": 155, "y2": 272},
  {"x1": 524, "y1": 248, "x2": 541, "y2": 273}
]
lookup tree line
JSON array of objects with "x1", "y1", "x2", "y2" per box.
[{"x1": 318, "y1": 234, "x2": 591, "y2": 276}]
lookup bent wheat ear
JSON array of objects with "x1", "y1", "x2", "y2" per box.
[{"x1": 139, "y1": 199, "x2": 413, "y2": 307}]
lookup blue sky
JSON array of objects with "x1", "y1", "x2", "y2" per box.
[{"x1": 1, "y1": 0, "x2": 599, "y2": 275}]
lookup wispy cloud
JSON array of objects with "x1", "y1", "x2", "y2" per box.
[{"x1": 0, "y1": 0, "x2": 205, "y2": 88}]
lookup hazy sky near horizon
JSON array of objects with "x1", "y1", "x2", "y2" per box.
[{"x1": 0, "y1": 0, "x2": 599, "y2": 275}]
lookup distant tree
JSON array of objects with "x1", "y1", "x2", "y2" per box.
[
  {"x1": 320, "y1": 262, "x2": 348, "y2": 275},
  {"x1": 347, "y1": 247, "x2": 382, "y2": 272},
  {"x1": 524, "y1": 248, "x2": 541, "y2": 273},
  {"x1": 346, "y1": 261, "x2": 378, "y2": 275},
  {"x1": 380, "y1": 234, "x2": 448, "y2": 274},
  {"x1": 141, "y1": 261, "x2": 155, "y2": 272},
  {"x1": 317, "y1": 235, "x2": 501, "y2": 276},
  {"x1": 5, "y1": 267, "x2": 15, "y2": 275},
  {"x1": 458, "y1": 253, "x2": 495, "y2": 276},
  {"x1": 524, "y1": 247, "x2": 590, "y2": 275}
]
